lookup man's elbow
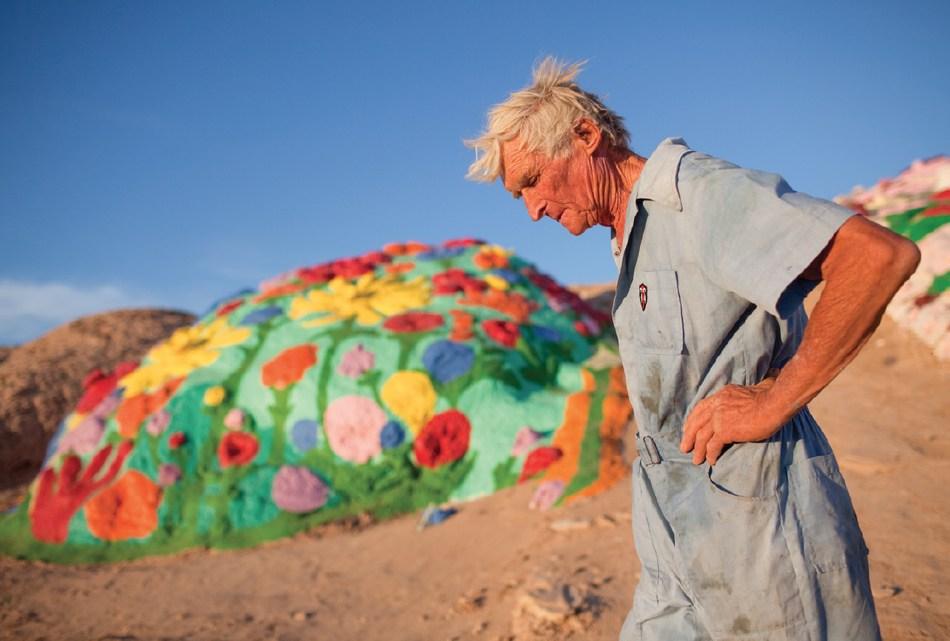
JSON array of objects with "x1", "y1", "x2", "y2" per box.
[
  {"x1": 867, "y1": 230, "x2": 920, "y2": 286},
  {"x1": 879, "y1": 234, "x2": 920, "y2": 281}
]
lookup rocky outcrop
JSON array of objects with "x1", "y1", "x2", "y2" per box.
[{"x1": 0, "y1": 309, "x2": 194, "y2": 487}]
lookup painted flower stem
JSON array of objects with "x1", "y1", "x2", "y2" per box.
[{"x1": 267, "y1": 386, "x2": 292, "y2": 465}]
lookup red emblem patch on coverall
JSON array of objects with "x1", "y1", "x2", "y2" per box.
[{"x1": 639, "y1": 283, "x2": 648, "y2": 311}]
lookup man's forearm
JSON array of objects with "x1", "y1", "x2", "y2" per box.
[{"x1": 764, "y1": 216, "x2": 921, "y2": 424}]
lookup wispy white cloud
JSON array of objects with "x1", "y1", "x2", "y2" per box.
[{"x1": 0, "y1": 279, "x2": 154, "y2": 345}]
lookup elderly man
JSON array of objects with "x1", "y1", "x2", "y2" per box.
[{"x1": 466, "y1": 58, "x2": 919, "y2": 640}]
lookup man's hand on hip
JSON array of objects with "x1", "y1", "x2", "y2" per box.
[{"x1": 679, "y1": 371, "x2": 783, "y2": 465}]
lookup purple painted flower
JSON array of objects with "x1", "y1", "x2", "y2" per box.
[
  {"x1": 422, "y1": 340, "x2": 474, "y2": 384},
  {"x1": 224, "y1": 408, "x2": 245, "y2": 430},
  {"x1": 491, "y1": 268, "x2": 521, "y2": 284},
  {"x1": 158, "y1": 463, "x2": 181, "y2": 487},
  {"x1": 57, "y1": 416, "x2": 106, "y2": 455},
  {"x1": 417, "y1": 246, "x2": 466, "y2": 261},
  {"x1": 291, "y1": 419, "x2": 319, "y2": 451},
  {"x1": 380, "y1": 420, "x2": 405, "y2": 449},
  {"x1": 146, "y1": 409, "x2": 171, "y2": 437},
  {"x1": 272, "y1": 465, "x2": 330, "y2": 513},
  {"x1": 338, "y1": 344, "x2": 375, "y2": 378},
  {"x1": 512, "y1": 426, "x2": 546, "y2": 457},
  {"x1": 240, "y1": 306, "x2": 283, "y2": 325},
  {"x1": 90, "y1": 391, "x2": 122, "y2": 419},
  {"x1": 529, "y1": 480, "x2": 565, "y2": 511},
  {"x1": 531, "y1": 325, "x2": 561, "y2": 342},
  {"x1": 545, "y1": 291, "x2": 570, "y2": 313}
]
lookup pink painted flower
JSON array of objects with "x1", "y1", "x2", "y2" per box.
[
  {"x1": 57, "y1": 416, "x2": 106, "y2": 456},
  {"x1": 338, "y1": 344, "x2": 375, "y2": 378},
  {"x1": 324, "y1": 396, "x2": 387, "y2": 463},
  {"x1": 158, "y1": 463, "x2": 181, "y2": 487},
  {"x1": 512, "y1": 426, "x2": 544, "y2": 457},
  {"x1": 272, "y1": 465, "x2": 329, "y2": 513},
  {"x1": 146, "y1": 409, "x2": 171, "y2": 437},
  {"x1": 224, "y1": 408, "x2": 245, "y2": 430},
  {"x1": 529, "y1": 480, "x2": 565, "y2": 511}
]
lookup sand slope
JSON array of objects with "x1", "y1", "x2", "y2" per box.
[{"x1": 1, "y1": 306, "x2": 948, "y2": 641}]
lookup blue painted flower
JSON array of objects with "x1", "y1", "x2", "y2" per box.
[
  {"x1": 380, "y1": 420, "x2": 406, "y2": 449},
  {"x1": 240, "y1": 306, "x2": 283, "y2": 325},
  {"x1": 422, "y1": 340, "x2": 475, "y2": 384},
  {"x1": 491, "y1": 268, "x2": 521, "y2": 284},
  {"x1": 417, "y1": 246, "x2": 466, "y2": 261},
  {"x1": 531, "y1": 325, "x2": 561, "y2": 342},
  {"x1": 291, "y1": 419, "x2": 319, "y2": 451}
]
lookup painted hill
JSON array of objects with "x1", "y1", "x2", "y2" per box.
[
  {"x1": 836, "y1": 156, "x2": 950, "y2": 359},
  {"x1": 0, "y1": 239, "x2": 631, "y2": 563}
]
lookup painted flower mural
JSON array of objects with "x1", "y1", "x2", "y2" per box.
[{"x1": 0, "y1": 238, "x2": 632, "y2": 563}]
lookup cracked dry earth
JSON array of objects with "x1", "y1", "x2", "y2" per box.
[{"x1": 1, "y1": 311, "x2": 948, "y2": 641}]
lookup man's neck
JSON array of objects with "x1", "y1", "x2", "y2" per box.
[{"x1": 610, "y1": 151, "x2": 647, "y2": 251}]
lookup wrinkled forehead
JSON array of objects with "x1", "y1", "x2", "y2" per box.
[{"x1": 500, "y1": 139, "x2": 542, "y2": 191}]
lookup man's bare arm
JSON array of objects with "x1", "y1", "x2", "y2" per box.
[{"x1": 680, "y1": 215, "x2": 921, "y2": 465}]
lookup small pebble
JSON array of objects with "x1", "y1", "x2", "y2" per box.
[{"x1": 549, "y1": 518, "x2": 591, "y2": 532}]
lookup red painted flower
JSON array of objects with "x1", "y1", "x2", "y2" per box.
[
  {"x1": 297, "y1": 263, "x2": 336, "y2": 285},
  {"x1": 383, "y1": 312, "x2": 444, "y2": 333},
  {"x1": 519, "y1": 446, "x2": 563, "y2": 482},
  {"x1": 76, "y1": 361, "x2": 138, "y2": 413},
  {"x1": 261, "y1": 344, "x2": 318, "y2": 389},
  {"x1": 218, "y1": 432, "x2": 260, "y2": 468},
  {"x1": 414, "y1": 410, "x2": 471, "y2": 468},
  {"x1": 574, "y1": 320, "x2": 591, "y2": 337},
  {"x1": 433, "y1": 268, "x2": 487, "y2": 295},
  {"x1": 29, "y1": 441, "x2": 134, "y2": 543},
  {"x1": 443, "y1": 237, "x2": 485, "y2": 248},
  {"x1": 168, "y1": 432, "x2": 187, "y2": 449},
  {"x1": 216, "y1": 299, "x2": 244, "y2": 317},
  {"x1": 483, "y1": 319, "x2": 520, "y2": 348}
]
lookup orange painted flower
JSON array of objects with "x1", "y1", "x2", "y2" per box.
[
  {"x1": 473, "y1": 245, "x2": 511, "y2": 269},
  {"x1": 84, "y1": 470, "x2": 162, "y2": 541},
  {"x1": 383, "y1": 241, "x2": 431, "y2": 256},
  {"x1": 449, "y1": 310, "x2": 474, "y2": 341},
  {"x1": 385, "y1": 262, "x2": 416, "y2": 275},
  {"x1": 116, "y1": 378, "x2": 183, "y2": 438},
  {"x1": 254, "y1": 281, "x2": 308, "y2": 303},
  {"x1": 261, "y1": 344, "x2": 318, "y2": 389},
  {"x1": 458, "y1": 289, "x2": 537, "y2": 323}
]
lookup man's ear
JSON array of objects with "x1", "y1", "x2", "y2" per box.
[{"x1": 572, "y1": 118, "x2": 603, "y2": 156}]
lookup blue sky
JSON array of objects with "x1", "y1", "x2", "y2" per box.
[{"x1": 1, "y1": 1, "x2": 948, "y2": 344}]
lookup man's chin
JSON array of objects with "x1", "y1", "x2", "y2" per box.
[{"x1": 561, "y1": 215, "x2": 591, "y2": 236}]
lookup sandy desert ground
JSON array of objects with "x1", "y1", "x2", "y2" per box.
[{"x1": 1, "y1": 302, "x2": 948, "y2": 641}]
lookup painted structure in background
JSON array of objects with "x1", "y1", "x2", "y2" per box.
[{"x1": 0, "y1": 239, "x2": 631, "y2": 563}]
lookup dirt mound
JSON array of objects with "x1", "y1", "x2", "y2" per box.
[{"x1": 0, "y1": 308, "x2": 194, "y2": 488}]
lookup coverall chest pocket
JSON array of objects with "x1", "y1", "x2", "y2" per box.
[{"x1": 615, "y1": 269, "x2": 685, "y2": 355}]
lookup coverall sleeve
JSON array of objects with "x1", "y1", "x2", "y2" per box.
[{"x1": 676, "y1": 152, "x2": 855, "y2": 318}]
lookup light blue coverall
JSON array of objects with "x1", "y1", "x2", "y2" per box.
[{"x1": 612, "y1": 138, "x2": 882, "y2": 640}]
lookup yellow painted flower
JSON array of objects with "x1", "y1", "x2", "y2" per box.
[
  {"x1": 484, "y1": 274, "x2": 510, "y2": 291},
  {"x1": 289, "y1": 273, "x2": 430, "y2": 328},
  {"x1": 204, "y1": 385, "x2": 226, "y2": 406},
  {"x1": 119, "y1": 318, "x2": 251, "y2": 396},
  {"x1": 381, "y1": 371, "x2": 436, "y2": 435}
]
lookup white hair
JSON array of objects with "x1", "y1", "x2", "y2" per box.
[{"x1": 465, "y1": 57, "x2": 631, "y2": 182}]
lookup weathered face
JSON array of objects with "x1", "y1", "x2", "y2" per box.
[{"x1": 500, "y1": 136, "x2": 604, "y2": 236}]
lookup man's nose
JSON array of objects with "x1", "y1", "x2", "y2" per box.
[{"x1": 525, "y1": 196, "x2": 546, "y2": 222}]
